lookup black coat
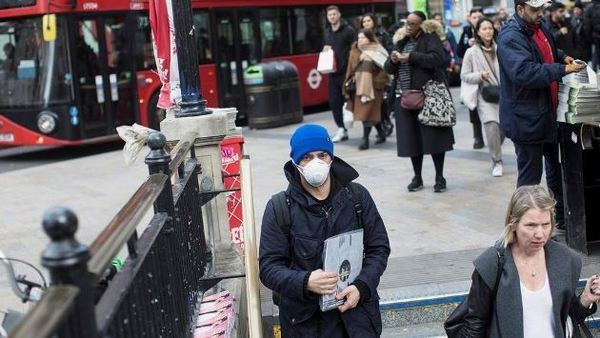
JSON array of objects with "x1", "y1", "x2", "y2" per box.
[
  {"x1": 259, "y1": 158, "x2": 390, "y2": 338},
  {"x1": 384, "y1": 32, "x2": 454, "y2": 157},
  {"x1": 324, "y1": 20, "x2": 356, "y2": 77},
  {"x1": 543, "y1": 18, "x2": 576, "y2": 59},
  {"x1": 457, "y1": 25, "x2": 475, "y2": 59}
]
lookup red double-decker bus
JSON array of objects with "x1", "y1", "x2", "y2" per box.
[{"x1": 0, "y1": 0, "x2": 405, "y2": 146}]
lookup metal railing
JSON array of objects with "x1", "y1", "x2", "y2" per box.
[{"x1": 10, "y1": 131, "x2": 220, "y2": 338}]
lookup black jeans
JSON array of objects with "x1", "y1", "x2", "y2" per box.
[
  {"x1": 328, "y1": 73, "x2": 345, "y2": 129},
  {"x1": 513, "y1": 142, "x2": 564, "y2": 224}
]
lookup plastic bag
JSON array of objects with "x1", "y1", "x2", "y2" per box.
[
  {"x1": 343, "y1": 103, "x2": 354, "y2": 129},
  {"x1": 116, "y1": 124, "x2": 158, "y2": 165},
  {"x1": 317, "y1": 49, "x2": 336, "y2": 74}
]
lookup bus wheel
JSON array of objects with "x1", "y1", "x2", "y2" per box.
[{"x1": 148, "y1": 92, "x2": 166, "y2": 130}]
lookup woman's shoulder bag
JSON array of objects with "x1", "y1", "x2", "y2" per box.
[{"x1": 444, "y1": 248, "x2": 505, "y2": 337}]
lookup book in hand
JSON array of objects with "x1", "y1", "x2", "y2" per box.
[{"x1": 319, "y1": 229, "x2": 364, "y2": 312}]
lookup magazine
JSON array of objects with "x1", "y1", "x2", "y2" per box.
[{"x1": 319, "y1": 229, "x2": 364, "y2": 312}]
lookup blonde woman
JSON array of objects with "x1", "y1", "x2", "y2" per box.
[
  {"x1": 344, "y1": 29, "x2": 389, "y2": 150},
  {"x1": 459, "y1": 185, "x2": 599, "y2": 337},
  {"x1": 461, "y1": 17, "x2": 504, "y2": 177}
]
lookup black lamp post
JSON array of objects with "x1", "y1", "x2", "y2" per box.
[{"x1": 171, "y1": 0, "x2": 211, "y2": 117}]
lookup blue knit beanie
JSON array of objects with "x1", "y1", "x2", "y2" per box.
[{"x1": 289, "y1": 124, "x2": 334, "y2": 164}]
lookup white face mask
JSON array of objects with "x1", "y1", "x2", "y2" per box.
[{"x1": 296, "y1": 158, "x2": 331, "y2": 187}]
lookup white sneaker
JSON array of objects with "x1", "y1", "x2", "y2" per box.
[
  {"x1": 331, "y1": 128, "x2": 348, "y2": 143},
  {"x1": 492, "y1": 162, "x2": 503, "y2": 177}
]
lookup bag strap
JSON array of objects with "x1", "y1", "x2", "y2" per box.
[
  {"x1": 492, "y1": 247, "x2": 505, "y2": 335},
  {"x1": 345, "y1": 182, "x2": 364, "y2": 229},
  {"x1": 271, "y1": 190, "x2": 292, "y2": 244},
  {"x1": 479, "y1": 45, "x2": 499, "y2": 84}
]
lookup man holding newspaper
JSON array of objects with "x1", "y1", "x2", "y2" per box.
[{"x1": 259, "y1": 124, "x2": 390, "y2": 337}]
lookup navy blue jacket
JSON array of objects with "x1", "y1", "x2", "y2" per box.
[
  {"x1": 259, "y1": 157, "x2": 390, "y2": 337},
  {"x1": 497, "y1": 15, "x2": 566, "y2": 144}
]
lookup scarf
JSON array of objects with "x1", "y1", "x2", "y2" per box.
[
  {"x1": 355, "y1": 42, "x2": 388, "y2": 101},
  {"x1": 526, "y1": 22, "x2": 558, "y2": 116}
]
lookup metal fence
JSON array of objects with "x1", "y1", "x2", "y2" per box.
[{"x1": 11, "y1": 131, "x2": 222, "y2": 338}]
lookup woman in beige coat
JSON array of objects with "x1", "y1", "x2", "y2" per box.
[
  {"x1": 344, "y1": 29, "x2": 390, "y2": 150},
  {"x1": 461, "y1": 17, "x2": 504, "y2": 177}
]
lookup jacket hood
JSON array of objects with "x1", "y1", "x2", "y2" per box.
[
  {"x1": 392, "y1": 20, "x2": 443, "y2": 44},
  {"x1": 283, "y1": 156, "x2": 359, "y2": 197},
  {"x1": 422, "y1": 19, "x2": 444, "y2": 38}
]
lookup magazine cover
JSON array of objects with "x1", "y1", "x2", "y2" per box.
[{"x1": 319, "y1": 229, "x2": 364, "y2": 312}]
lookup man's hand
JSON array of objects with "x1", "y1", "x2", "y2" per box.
[
  {"x1": 565, "y1": 63, "x2": 586, "y2": 74},
  {"x1": 307, "y1": 269, "x2": 338, "y2": 295},
  {"x1": 580, "y1": 275, "x2": 600, "y2": 308},
  {"x1": 564, "y1": 56, "x2": 575, "y2": 65},
  {"x1": 390, "y1": 50, "x2": 401, "y2": 64},
  {"x1": 560, "y1": 27, "x2": 569, "y2": 35},
  {"x1": 337, "y1": 285, "x2": 360, "y2": 313}
]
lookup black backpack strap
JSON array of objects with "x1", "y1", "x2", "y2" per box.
[
  {"x1": 271, "y1": 191, "x2": 291, "y2": 237},
  {"x1": 345, "y1": 182, "x2": 364, "y2": 229},
  {"x1": 493, "y1": 248, "x2": 505, "y2": 296}
]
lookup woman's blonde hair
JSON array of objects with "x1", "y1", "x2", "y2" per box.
[{"x1": 501, "y1": 185, "x2": 556, "y2": 248}]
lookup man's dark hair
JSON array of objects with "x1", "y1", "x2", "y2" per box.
[
  {"x1": 548, "y1": 2, "x2": 565, "y2": 11},
  {"x1": 473, "y1": 17, "x2": 498, "y2": 45},
  {"x1": 470, "y1": 7, "x2": 483, "y2": 15},
  {"x1": 326, "y1": 5, "x2": 340, "y2": 13},
  {"x1": 412, "y1": 10, "x2": 427, "y2": 21}
]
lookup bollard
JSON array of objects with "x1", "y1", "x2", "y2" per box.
[
  {"x1": 41, "y1": 207, "x2": 98, "y2": 337},
  {"x1": 145, "y1": 132, "x2": 175, "y2": 216}
]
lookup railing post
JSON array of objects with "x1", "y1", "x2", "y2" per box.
[
  {"x1": 145, "y1": 132, "x2": 175, "y2": 216},
  {"x1": 41, "y1": 207, "x2": 97, "y2": 337}
]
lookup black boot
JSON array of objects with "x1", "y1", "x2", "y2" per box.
[
  {"x1": 358, "y1": 126, "x2": 371, "y2": 150},
  {"x1": 374, "y1": 123, "x2": 386, "y2": 144},
  {"x1": 473, "y1": 122, "x2": 484, "y2": 149}
]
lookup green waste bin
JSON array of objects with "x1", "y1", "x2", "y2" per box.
[{"x1": 244, "y1": 61, "x2": 303, "y2": 129}]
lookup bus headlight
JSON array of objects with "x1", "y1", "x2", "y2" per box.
[{"x1": 37, "y1": 111, "x2": 58, "y2": 134}]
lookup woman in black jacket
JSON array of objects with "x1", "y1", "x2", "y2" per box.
[
  {"x1": 459, "y1": 185, "x2": 599, "y2": 337},
  {"x1": 384, "y1": 11, "x2": 454, "y2": 193}
]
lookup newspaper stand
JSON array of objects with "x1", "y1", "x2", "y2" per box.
[{"x1": 221, "y1": 136, "x2": 245, "y2": 250}]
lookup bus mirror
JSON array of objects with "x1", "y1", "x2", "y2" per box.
[{"x1": 42, "y1": 14, "x2": 57, "y2": 42}]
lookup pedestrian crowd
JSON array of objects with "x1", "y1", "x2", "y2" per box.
[{"x1": 259, "y1": 2, "x2": 600, "y2": 337}]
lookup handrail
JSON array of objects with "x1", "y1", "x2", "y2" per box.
[
  {"x1": 168, "y1": 131, "x2": 198, "y2": 173},
  {"x1": 10, "y1": 285, "x2": 79, "y2": 338},
  {"x1": 88, "y1": 173, "x2": 168, "y2": 279}
]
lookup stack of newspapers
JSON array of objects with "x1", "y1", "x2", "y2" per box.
[{"x1": 558, "y1": 67, "x2": 600, "y2": 124}]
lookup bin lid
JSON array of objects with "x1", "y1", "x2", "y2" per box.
[{"x1": 244, "y1": 65, "x2": 264, "y2": 85}]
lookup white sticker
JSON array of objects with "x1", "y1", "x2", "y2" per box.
[
  {"x1": 307, "y1": 68, "x2": 322, "y2": 90},
  {"x1": 109, "y1": 73, "x2": 118, "y2": 101},
  {"x1": 95, "y1": 75, "x2": 105, "y2": 103},
  {"x1": 571, "y1": 132, "x2": 578, "y2": 144}
]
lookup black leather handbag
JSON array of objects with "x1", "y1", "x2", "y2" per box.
[
  {"x1": 444, "y1": 248, "x2": 504, "y2": 337},
  {"x1": 481, "y1": 85, "x2": 500, "y2": 103}
]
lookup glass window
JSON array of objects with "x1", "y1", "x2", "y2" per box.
[
  {"x1": 134, "y1": 14, "x2": 155, "y2": 70},
  {"x1": 290, "y1": 6, "x2": 325, "y2": 54},
  {"x1": 0, "y1": 16, "x2": 72, "y2": 107},
  {"x1": 338, "y1": 4, "x2": 373, "y2": 30},
  {"x1": 259, "y1": 8, "x2": 290, "y2": 58},
  {"x1": 374, "y1": 4, "x2": 397, "y2": 32},
  {"x1": 0, "y1": 0, "x2": 36, "y2": 10},
  {"x1": 192, "y1": 11, "x2": 213, "y2": 64}
]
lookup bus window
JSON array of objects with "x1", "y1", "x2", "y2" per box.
[
  {"x1": 290, "y1": 6, "x2": 324, "y2": 55},
  {"x1": 259, "y1": 8, "x2": 290, "y2": 58},
  {"x1": 239, "y1": 17, "x2": 258, "y2": 66},
  {"x1": 338, "y1": 4, "x2": 373, "y2": 29},
  {"x1": 134, "y1": 14, "x2": 155, "y2": 70},
  {"x1": 0, "y1": 17, "x2": 72, "y2": 107},
  {"x1": 104, "y1": 16, "x2": 135, "y2": 126},
  {"x1": 374, "y1": 4, "x2": 397, "y2": 31},
  {"x1": 192, "y1": 11, "x2": 213, "y2": 64}
]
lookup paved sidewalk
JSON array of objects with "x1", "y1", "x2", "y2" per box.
[{"x1": 0, "y1": 87, "x2": 566, "y2": 315}]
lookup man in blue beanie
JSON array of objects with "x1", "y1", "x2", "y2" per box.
[{"x1": 259, "y1": 124, "x2": 390, "y2": 337}]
